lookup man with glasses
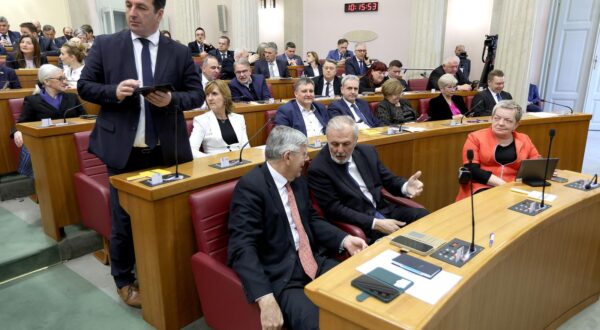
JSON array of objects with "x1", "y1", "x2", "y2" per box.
[
  {"x1": 312, "y1": 59, "x2": 341, "y2": 97},
  {"x1": 229, "y1": 59, "x2": 272, "y2": 101},
  {"x1": 345, "y1": 42, "x2": 371, "y2": 76},
  {"x1": 427, "y1": 55, "x2": 472, "y2": 91}
]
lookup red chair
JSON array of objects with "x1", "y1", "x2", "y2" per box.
[
  {"x1": 189, "y1": 180, "x2": 262, "y2": 330},
  {"x1": 466, "y1": 95, "x2": 474, "y2": 110},
  {"x1": 267, "y1": 83, "x2": 273, "y2": 98},
  {"x1": 408, "y1": 78, "x2": 428, "y2": 91},
  {"x1": 8, "y1": 98, "x2": 24, "y2": 161},
  {"x1": 368, "y1": 102, "x2": 379, "y2": 116},
  {"x1": 336, "y1": 64, "x2": 345, "y2": 77},
  {"x1": 417, "y1": 98, "x2": 431, "y2": 122},
  {"x1": 73, "y1": 131, "x2": 112, "y2": 264},
  {"x1": 265, "y1": 109, "x2": 277, "y2": 136},
  {"x1": 186, "y1": 118, "x2": 194, "y2": 136}
]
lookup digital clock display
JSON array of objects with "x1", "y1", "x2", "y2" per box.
[{"x1": 344, "y1": 2, "x2": 378, "y2": 13}]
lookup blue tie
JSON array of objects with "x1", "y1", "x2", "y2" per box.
[
  {"x1": 496, "y1": 93, "x2": 502, "y2": 102},
  {"x1": 351, "y1": 103, "x2": 369, "y2": 126},
  {"x1": 139, "y1": 38, "x2": 157, "y2": 149}
]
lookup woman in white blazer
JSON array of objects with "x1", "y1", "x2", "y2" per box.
[{"x1": 189, "y1": 80, "x2": 250, "y2": 158}]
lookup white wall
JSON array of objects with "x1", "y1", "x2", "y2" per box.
[
  {"x1": 303, "y1": 0, "x2": 412, "y2": 66},
  {"x1": 2, "y1": 0, "x2": 72, "y2": 34},
  {"x1": 443, "y1": 0, "x2": 493, "y2": 81},
  {"x1": 258, "y1": 0, "x2": 285, "y2": 51}
]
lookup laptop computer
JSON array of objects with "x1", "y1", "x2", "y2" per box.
[{"x1": 516, "y1": 158, "x2": 559, "y2": 187}]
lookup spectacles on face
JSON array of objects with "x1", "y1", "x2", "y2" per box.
[
  {"x1": 48, "y1": 77, "x2": 68, "y2": 82},
  {"x1": 355, "y1": 49, "x2": 366, "y2": 53}
]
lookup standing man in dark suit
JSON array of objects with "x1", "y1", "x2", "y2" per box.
[
  {"x1": 0, "y1": 16, "x2": 20, "y2": 47},
  {"x1": 328, "y1": 75, "x2": 380, "y2": 129},
  {"x1": 276, "y1": 41, "x2": 303, "y2": 66},
  {"x1": 254, "y1": 42, "x2": 289, "y2": 78},
  {"x1": 275, "y1": 77, "x2": 329, "y2": 137},
  {"x1": 229, "y1": 59, "x2": 272, "y2": 101},
  {"x1": 308, "y1": 116, "x2": 429, "y2": 241},
  {"x1": 313, "y1": 59, "x2": 341, "y2": 97},
  {"x1": 228, "y1": 125, "x2": 367, "y2": 330},
  {"x1": 326, "y1": 38, "x2": 353, "y2": 65},
  {"x1": 427, "y1": 55, "x2": 472, "y2": 91},
  {"x1": 187, "y1": 27, "x2": 215, "y2": 56},
  {"x1": 345, "y1": 42, "x2": 370, "y2": 76},
  {"x1": 208, "y1": 35, "x2": 235, "y2": 79},
  {"x1": 471, "y1": 69, "x2": 513, "y2": 117},
  {"x1": 77, "y1": 0, "x2": 204, "y2": 308}
]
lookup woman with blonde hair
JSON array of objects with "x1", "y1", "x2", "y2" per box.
[{"x1": 59, "y1": 40, "x2": 87, "y2": 88}]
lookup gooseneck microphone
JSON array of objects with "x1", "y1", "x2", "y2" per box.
[
  {"x1": 585, "y1": 174, "x2": 598, "y2": 190},
  {"x1": 238, "y1": 117, "x2": 274, "y2": 164},
  {"x1": 466, "y1": 149, "x2": 476, "y2": 252},
  {"x1": 62, "y1": 101, "x2": 89, "y2": 123},
  {"x1": 540, "y1": 99, "x2": 573, "y2": 114},
  {"x1": 540, "y1": 128, "x2": 556, "y2": 208},
  {"x1": 461, "y1": 99, "x2": 484, "y2": 124}
]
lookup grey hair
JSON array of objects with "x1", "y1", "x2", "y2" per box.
[
  {"x1": 293, "y1": 77, "x2": 315, "y2": 91},
  {"x1": 234, "y1": 48, "x2": 247, "y2": 57},
  {"x1": 0, "y1": 16, "x2": 8, "y2": 23},
  {"x1": 266, "y1": 41, "x2": 278, "y2": 52},
  {"x1": 443, "y1": 55, "x2": 460, "y2": 65},
  {"x1": 73, "y1": 28, "x2": 85, "y2": 38},
  {"x1": 234, "y1": 58, "x2": 251, "y2": 69},
  {"x1": 265, "y1": 126, "x2": 307, "y2": 161},
  {"x1": 42, "y1": 24, "x2": 55, "y2": 32},
  {"x1": 326, "y1": 115, "x2": 359, "y2": 141},
  {"x1": 438, "y1": 73, "x2": 458, "y2": 89},
  {"x1": 492, "y1": 100, "x2": 524, "y2": 122},
  {"x1": 202, "y1": 55, "x2": 218, "y2": 67},
  {"x1": 355, "y1": 42, "x2": 366, "y2": 49},
  {"x1": 34, "y1": 64, "x2": 63, "y2": 95},
  {"x1": 341, "y1": 74, "x2": 359, "y2": 87}
]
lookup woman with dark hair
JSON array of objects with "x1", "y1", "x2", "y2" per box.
[
  {"x1": 8, "y1": 35, "x2": 47, "y2": 69},
  {"x1": 189, "y1": 80, "x2": 250, "y2": 158},
  {"x1": 304, "y1": 51, "x2": 322, "y2": 77},
  {"x1": 359, "y1": 61, "x2": 388, "y2": 93},
  {"x1": 10, "y1": 64, "x2": 85, "y2": 176}
]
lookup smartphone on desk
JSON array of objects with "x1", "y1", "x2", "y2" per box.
[{"x1": 351, "y1": 274, "x2": 400, "y2": 303}]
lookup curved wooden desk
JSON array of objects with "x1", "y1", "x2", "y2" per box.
[{"x1": 305, "y1": 170, "x2": 600, "y2": 329}]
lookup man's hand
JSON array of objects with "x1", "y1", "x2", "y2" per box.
[
  {"x1": 145, "y1": 90, "x2": 172, "y2": 108},
  {"x1": 249, "y1": 53, "x2": 260, "y2": 64},
  {"x1": 13, "y1": 131, "x2": 23, "y2": 148},
  {"x1": 405, "y1": 171, "x2": 424, "y2": 198},
  {"x1": 116, "y1": 79, "x2": 140, "y2": 101},
  {"x1": 342, "y1": 236, "x2": 367, "y2": 255},
  {"x1": 374, "y1": 219, "x2": 406, "y2": 234},
  {"x1": 257, "y1": 293, "x2": 284, "y2": 330}
]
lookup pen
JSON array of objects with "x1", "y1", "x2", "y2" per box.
[{"x1": 489, "y1": 232, "x2": 495, "y2": 247}]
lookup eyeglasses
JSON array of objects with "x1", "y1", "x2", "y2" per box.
[
  {"x1": 48, "y1": 77, "x2": 68, "y2": 82},
  {"x1": 355, "y1": 49, "x2": 366, "y2": 52}
]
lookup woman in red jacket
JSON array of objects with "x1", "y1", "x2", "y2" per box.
[{"x1": 456, "y1": 100, "x2": 541, "y2": 200}]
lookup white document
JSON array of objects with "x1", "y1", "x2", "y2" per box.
[
  {"x1": 356, "y1": 249, "x2": 462, "y2": 305},
  {"x1": 527, "y1": 112, "x2": 559, "y2": 118},
  {"x1": 402, "y1": 126, "x2": 427, "y2": 132},
  {"x1": 510, "y1": 188, "x2": 557, "y2": 202}
]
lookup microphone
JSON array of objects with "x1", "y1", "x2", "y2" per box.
[
  {"x1": 62, "y1": 101, "x2": 89, "y2": 123},
  {"x1": 540, "y1": 128, "x2": 555, "y2": 208},
  {"x1": 460, "y1": 99, "x2": 484, "y2": 123},
  {"x1": 238, "y1": 117, "x2": 274, "y2": 164},
  {"x1": 466, "y1": 149, "x2": 476, "y2": 253},
  {"x1": 585, "y1": 174, "x2": 598, "y2": 190},
  {"x1": 540, "y1": 99, "x2": 573, "y2": 114}
]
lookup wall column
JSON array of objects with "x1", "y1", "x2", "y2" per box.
[
  {"x1": 231, "y1": 0, "x2": 259, "y2": 51},
  {"x1": 284, "y1": 0, "x2": 303, "y2": 54},
  {"x1": 408, "y1": 0, "x2": 447, "y2": 79},
  {"x1": 172, "y1": 0, "x2": 202, "y2": 44}
]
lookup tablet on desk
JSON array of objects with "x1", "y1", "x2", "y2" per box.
[{"x1": 516, "y1": 158, "x2": 559, "y2": 187}]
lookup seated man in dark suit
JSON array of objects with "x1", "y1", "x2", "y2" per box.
[
  {"x1": 19, "y1": 22, "x2": 58, "y2": 56},
  {"x1": 208, "y1": 35, "x2": 235, "y2": 79},
  {"x1": 54, "y1": 26, "x2": 73, "y2": 48},
  {"x1": 187, "y1": 27, "x2": 215, "y2": 56},
  {"x1": 308, "y1": 115, "x2": 429, "y2": 241},
  {"x1": 42, "y1": 25, "x2": 62, "y2": 54},
  {"x1": 328, "y1": 75, "x2": 380, "y2": 129},
  {"x1": 275, "y1": 77, "x2": 329, "y2": 137},
  {"x1": 326, "y1": 38, "x2": 354, "y2": 65},
  {"x1": 427, "y1": 55, "x2": 472, "y2": 91},
  {"x1": 0, "y1": 65, "x2": 21, "y2": 89},
  {"x1": 229, "y1": 59, "x2": 272, "y2": 101},
  {"x1": 276, "y1": 41, "x2": 303, "y2": 66},
  {"x1": 345, "y1": 42, "x2": 371, "y2": 76},
  {"x1": 471, "y1": 69, "x2": 513, "y2": 117},
  {"x1": 388, "y1": 60, "x2": 409, "y2": 91},
  {"x1": 0, "y1": 16, "x2": 20, "y2": 47},
  {"x1": 312, "y1": 59, "x2": 341, "y2": 97},
  {"x1": 254, "y1": 42, "x2": 289, "y2": 78},
  {"x1": 228, "y1": 125, "x2": 367, "y2": 330}
]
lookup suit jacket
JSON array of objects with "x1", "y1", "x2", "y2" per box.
[
  {"x1": 428, "y1": 94, "x2": 468, "y2": 121},
  {"x1": 312, "y1": 75, "x2": 341, "y2": 97},
  {"x1": 274, "y1": 100, "x2": 329, "y2": 136},
  {"x1": 0, "y1": 66, "x2": 21, "y2": 89},
  {"x1": 308, "y1": 144, "x2": 408, "y2": 236},
  {"x1": 39, "y1": 36, "x2": 59, "y2": 56},
  {"x1": 11, "y1": 93, "x2": 84, "y2": 137},
  {"x1": 471, "y1": 89, "x2": 513, "y2": 117},
  {"x1": 187, "y1": 41, "x2": 215, "y2": 55},
  {"x1": 345, "y1": 56, "x2": 369, "y2": 76},
  {"x1": 208, "y1": 49, "x2": 235, "y2": 79},
  {"x1": 55, "y1": 36, "x2": 69, "y2": 48},
  {"x1": 228, "y1": 164, "x2": 346, "y2": 302},
  {"x1": 328, "y1": 98, "x2": 380, "y2": 127},
  {"x1": 1, "y1": 30, "x2": 21, "y2": 46},
  {"x1": 229, "y1": 74, "x2": 272, "y2": 101},
  {"x1": 359, "y1": 75, "x2": 388, "y2": 93},
  {"x1": 426, "y1": 65, "x2": 471, "y2": 90},
  {"x1": 188, "y1": 111, "x2": 249, "y2": 158},
  {"x1": 78, "y1": 30, "x2": 204, "y2": 169},
  {"x1": 254, "y1": 59, "x2": 290, "y2": 78},
  {"x1": 276, "y1": 53, "x2": 303, "y2": 66},
  {"x1": 326, "y1": 49, "x2": 354, "y2": 62},
  {"x1": 303, "y1": 64, "x2": 322, "y2": 78}
]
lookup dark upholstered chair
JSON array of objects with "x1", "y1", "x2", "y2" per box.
[
  {"x1": 73, "y1": 131, "x2": 112, "y2": 264},
  {"x1": 265, "y1": 109, "x2": 277, "y2": 136},
  {"x1": 368, "y1": 102, "x2": 379, "y2": 116},
  {"x1": 417, "y1": 98, "x2": 431, "y2": 122},
  {"x1": 408, "y1": 78, "x2": 428, "y2": 91},
  {"x1": 189, "y1": 180, "x2": 262, "y2": 330},
  {"x1": 8, "y1": 98, "x2": 24, "y2": 161}
]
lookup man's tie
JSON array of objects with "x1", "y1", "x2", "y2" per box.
[
  {"x1": 324, "y1": 82, "x2": 331, "y2": 97},
  {"x1": 247, "y1": 83, "x2": 258, "y2": 100},
  {"x1": 496, "y1": 93, "x2": 502, "y2": 102},
  {"x1": 351, "y1": 103, "x2": 369, "y2": 126},
  {"x1": 285, "y1": 183, "x2": 318, "y2": 279},
  {"x1": 269, "y1": 62, "x2": 276, "y2": 77},
  {"x1": 0, "y1": 35, "x2": 6, "y2": 40},
  {"x1": 139, "y1": 38, "x2": 157, "y2": 149},
  {"x1": 221, "y1": 52, "x2": 227, "y2": 60},
  {"x1": 340, "y1": 162, "x2": 385, "y2": 218},
  {"x1": 358, "y1": 60, "x2": 363, "y2": 74}
]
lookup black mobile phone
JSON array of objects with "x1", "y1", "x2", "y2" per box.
[
  {"x1": 391, "y1": 235, "x2": 434, "y2": 255},
  {"x1": 551, "y1": 176, "x2": 568, "y2": 183},
  {"x1": 137, "y1": 84, "x2": 175, "y2": 96},
  {"x1": 351, "y1": 274, "x2": 400, "y2": 303}
]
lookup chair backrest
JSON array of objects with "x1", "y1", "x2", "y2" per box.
[
  {"x1": 466, "y1": 95, "x2": 474, "y2": 110},
  {"x1": 189, "y1": 180, "x2": 239, "y2": 265},
  {"x1": 417, "y1": 98, "x2": 431, "y2": 122},
  {"x1": 266, "y1": 83, "x2": 273, "y2": 98},
  {"x1": 368, "y1": 102, "x2": 379, "y2": 115},
  {"x1": 265, "y1": 110, "x2": 277, "y2": 136},
  {"x1": 8, "y1": 98, "x2": 24, "y2": 123},
  {"x1": 186, "y1": 118, "x2": 194, "y2": 136},
  {"x1": 336, "y1": 64, "x2": 345, "y2": 77},
  {"x1": 73, "y1": 131, "x2": 108, "y2": 179},
  {"x1": 408, "y1": 78, "x2": 428, "y2": 91}
]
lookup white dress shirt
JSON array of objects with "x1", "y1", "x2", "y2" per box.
[
  {"x1": 64, "y1": 64, "x2": 85, "y2": 88},
  {"x1": 300, "y1": 104, "x2": 324, "y2": 137},
  {"x1": 343, "y1": 99, "x2": 370, "y2": 129},
  {"x1": 268, "y1": 61, "x2": 280, "y2": 78},
  {"x1": 266, "y1": 162, "x2": 300, "y2": 250}
]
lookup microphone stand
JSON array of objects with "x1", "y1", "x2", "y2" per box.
[
  {"x1": 540, "y1": 129, "x2": 555, "y2": 208},
  {"x1": 540, "y1": 99, "x2": 573, "y2": 114}
]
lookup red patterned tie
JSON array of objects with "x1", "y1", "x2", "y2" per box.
[{"x1": 285, "y1": 183, "x2": 318, "y2": 279}]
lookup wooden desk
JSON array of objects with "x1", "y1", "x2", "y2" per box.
[
  {"x1": 305, "y1": 170, "x2": 600, "y2": 329},
  {"x1": 47, "y1": 56, "x2": 59, "y2": 67},
  {"x1": 266, "y1": 78, "x2": 297, "y2": 99},
  {"x1": 288, "y1": 65, "x2": 304, "y2": 78},
  {"x1": 17, "y1": 118, "x2": 95, "y2": 240},
  {"x1": 109, "y1": 114, "x2": 590, "y2": 330},
  {"x1": 15, "y1": 69, "x2": 39, "y2": 89}
]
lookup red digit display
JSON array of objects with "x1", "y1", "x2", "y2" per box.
[{"x1": 345, "y1": 2, "x2": 378, "y2": 13}]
